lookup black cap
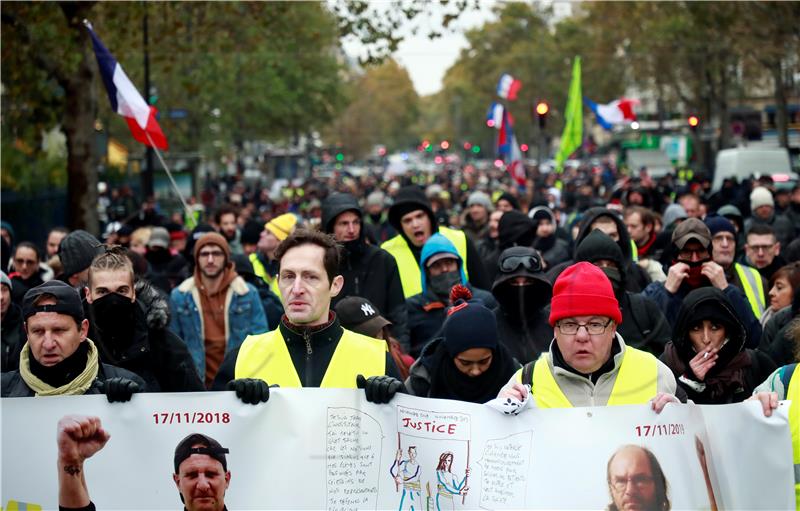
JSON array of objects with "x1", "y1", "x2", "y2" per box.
[
  {"x1": 173, "y1": 433, "x2": 229, "y2": 473},
  {"x1": 335, "y1": 297, "x2": 391, "y2": 338},
  {"x1": 22, "y1": 280, "x2": 85, "y2": 323}
]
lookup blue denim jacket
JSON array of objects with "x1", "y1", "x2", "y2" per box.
[{"x1": 169, "y1": 275, "x2": 269, "y2": 379}]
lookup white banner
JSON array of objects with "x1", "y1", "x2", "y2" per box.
[{"x1": 1, "y1": 390, "x2": 793, "y2": 510}]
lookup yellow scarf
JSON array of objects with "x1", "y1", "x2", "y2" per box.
[{"x1": 19, "y1": 339, "x2": 100, "y2": 396}]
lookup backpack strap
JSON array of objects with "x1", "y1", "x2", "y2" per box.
[{"x1": 521, "y1": 361, "x2": 535, "y2": 387}]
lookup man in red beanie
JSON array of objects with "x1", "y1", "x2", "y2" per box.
[
  {"x1": 169, "y1": 233, "x2": 268, "y2": 388},
  {"x1": 496, "y1": 262, "x2": 682, "y2": 413}
]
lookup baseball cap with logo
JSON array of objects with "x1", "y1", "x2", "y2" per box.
[{"x1": 334, "y1": 296, "x2": 391, "y2": 338}]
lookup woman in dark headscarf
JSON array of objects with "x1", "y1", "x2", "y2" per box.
[
  {"x1": 661, "y1": 287, "x2": 775, "y2": 404},
  {"x1": 405, "y1": 286, "x2": 519, "y2": 403}
]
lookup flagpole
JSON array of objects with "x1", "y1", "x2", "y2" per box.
[{"x1": 143, "y1": 131, "x2": 197, "y2": 229}]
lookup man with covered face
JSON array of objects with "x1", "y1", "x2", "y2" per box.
[
  {"x1": 490, "y1": 247, "x2": 553, "y2": 364},
  {"x1": 406, "y1": 234, "x2": 496, "y2": 358},
  {"x1": 642, "y1": 218, "x2": 761, "y2": 347},
  {"x1": 86, "y1": 247, "x2": 204, "y2": 392}
]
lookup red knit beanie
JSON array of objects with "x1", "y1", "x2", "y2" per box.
[{"x1": 548, "y1": 262, "x2": 622, "y2": 327}]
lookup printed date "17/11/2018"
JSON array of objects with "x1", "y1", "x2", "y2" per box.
[{"x1": 152, "y1": 411, "x2": 231, "y2": 425}]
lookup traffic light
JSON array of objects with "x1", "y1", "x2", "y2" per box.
[
  {"x1": 688, "y1": 115, "x2": 700, "y2": 133},
  {"x1": 535, "y1": 101, "x2": 549, "y2": 129}
]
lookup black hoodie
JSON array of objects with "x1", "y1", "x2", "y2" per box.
[
  {"x1": 546, "y1": 207, "x2": 651, "y2": 292},
  {"x1": 491, "y1": 247, "x2": 554, "y2": 364},
  {"x1": 660, "y1": 287, "x2": 775, "y2": 404},
  {"x1": 321, "y1": 193, "x2": 409, "y2": 348}
]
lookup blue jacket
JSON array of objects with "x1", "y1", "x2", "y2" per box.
[{"x1": 169, "y1": 275, "x2": 268, "y2": 379}]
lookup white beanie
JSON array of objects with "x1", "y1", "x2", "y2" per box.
[
  {"x1": 467, "y1": 191, "x2": 492, "y2": 211},
  {"x1": 750, "y1": 187, "x2": 774, "y2": 211}
]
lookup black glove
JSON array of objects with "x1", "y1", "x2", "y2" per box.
[
  {"x1": 227, "y1": 378, "x2": 270, "y2": 405},
  {"x1": 104, "y1": 377, "x2": 141, "y2": 403},
  {"x1": 356, "y1": 375, "x2": 405, "y2": 404}
]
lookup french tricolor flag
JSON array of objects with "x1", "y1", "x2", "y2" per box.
[
  {"x1": 486, "y1": 102, "x2": 504, "y2": 129},
  {"x1": 85, "y1": 20, "x2": 168, "y2": 150},
  {"x1": 584, "y1": 97, "x2": 639, "y2": 130},
  {"x1": 496, "y1": 73, "x2": 522, "y2": 101}
]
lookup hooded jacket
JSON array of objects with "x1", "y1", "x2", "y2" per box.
[
  {"x1": 406, "y1": 235, "x2": 496, "y2": 358},
  {"x1": 545, "y1": 208, "x2": 651, "y2": 292},
  {"x1": 383, "y1": 186, "x2": 489, "y2": 293},
  {"x1": 574, "y1": 230, "x2": 671, "y2": 356},
  {"x1": 321, "y1": 193, "x2": 409, "y2": 348},
  {"x1": 660, "y1": 287, "x2": 775, "y2": 404},
  {"x1": 490, "y1": 247, "x2": 554, "y2": 364},
  {"x1": 528, "y1": 206, "x2": 571, "y2": 267}
]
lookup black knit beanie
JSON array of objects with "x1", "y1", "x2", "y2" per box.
[
  {"x1": 58, "y1": 230, "x2": 103, "y2": 277},
  {"x1": 574, "y1": 229, "x2": 624, "y2": 268},
  {"x1": 442, "y1": 300, "x2": 498, "y2": 358}
]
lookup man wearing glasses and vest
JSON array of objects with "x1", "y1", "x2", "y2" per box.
[
  {"x1": 495, "y1": 262, "x2": 683, "y2": 413},
  {"x1": 381, "y1": 186, "x2": 489, "y2": 299},
  {"x1": 704, "y1": 215, "x2": 767, "y2": 321},
  {"x1": 216, "y1": 229, "x2": 404, "y2": 404}
]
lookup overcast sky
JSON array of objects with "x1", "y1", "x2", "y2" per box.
[{"x1": 341, "y1": 3, "x2": 497, "y2": 97}]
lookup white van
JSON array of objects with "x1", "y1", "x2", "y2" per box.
[{"x1": 712, "y1": 148, "x2": 796, "y2": 191}]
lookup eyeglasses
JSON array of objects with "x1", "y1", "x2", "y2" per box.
[
  {"x1": 557, "y1": 319, "x2": 612, "y2": 335},
  {"x1": 198, "y1": 250, "x2": 225, "y2": 259},
  {"x1": 610, "y1": 475, "x2": 655, "y2": 492},
  {"x1": 678, "y1": 247, "x2": 709, "y2": 259},
  {"x1": 499, "y1": 255, "x2": 542, "y2": 273},
  {"x1": 748, "y1": 244, "x2": 775, "y2": 253}
]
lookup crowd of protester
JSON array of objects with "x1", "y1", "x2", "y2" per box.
[{"x1": 2, "y1": 158, "x2": 800, "y2": 505}]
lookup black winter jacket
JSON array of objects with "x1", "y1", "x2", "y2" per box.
[
  {"x1": 2, "y1": 361, "x2": 145, "y2": 397},
  {"x1": 88, "y1": 302, "x2": 204, "y2": 392},
  {"x1": 1, "y1": 303, "x2": 25, "y2": 373},
  {"x1": 321, "y1": 193, "x2": 409, "y2": 347}
]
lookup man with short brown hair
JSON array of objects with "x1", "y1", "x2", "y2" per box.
[{"x1": 169, "y1": 233, "x2": 268, "y2": 387}]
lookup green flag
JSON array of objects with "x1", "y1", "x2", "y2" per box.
[{"x1": 555, "y1": 56, "x2": 582, "y2": 173}]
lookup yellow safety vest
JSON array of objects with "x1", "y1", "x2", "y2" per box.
[
  {"x1": 734, "y1": 263, "x2": 766, "y2": 320},
  {"x1": 787, "y1": 366, "x2": 800, "y2": 507},
  {"x1": 234, "y1": 327, "x2": 386, "y2": 388},
  {"x1": 523, "y1": 347, "x2": 658, "y2": 408},
  {"x1": 381, "y1": 226, "x2": 469, "y2": 298},
  {"x1": 249, "y1": 253, "x2": 282, "y2": 302},
  {"x1": 630, "y1": 239, "x2": 639, "y2": 262}
]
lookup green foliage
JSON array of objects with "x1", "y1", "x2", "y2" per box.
[{"x1": 324, "y1": 59, "x2": 420, "y2": 158}]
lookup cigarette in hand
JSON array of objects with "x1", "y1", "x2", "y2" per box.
[{"x1": 703, "y1": 352, "x2": 709, "y2": 360}]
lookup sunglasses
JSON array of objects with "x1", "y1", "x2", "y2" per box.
[{"x1": 499, "y1": 255, "x2": 542, "y2": 273}]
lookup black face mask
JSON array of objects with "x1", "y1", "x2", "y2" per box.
[
  {"x1": 90, "y1": 292, "x2": 136, "y2": 337},
  {"x1": 428, "y1": 270, "x2": 462, "y2": 301},
  {"x1": 600, "y1": 267, "x2": 624, "y2": 296},
  {"x1": 369, "y1": 212, "x2": 383, "y2": 223}
]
